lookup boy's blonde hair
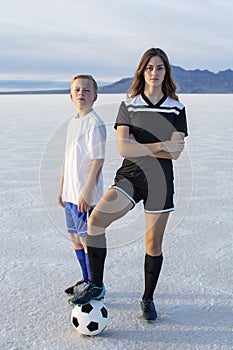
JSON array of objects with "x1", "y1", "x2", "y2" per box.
[{"x1": 70, "y1": 74, "x2": 98, "y2": 94}]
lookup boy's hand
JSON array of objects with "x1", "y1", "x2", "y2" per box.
[
  {"x1": 78, "y1": 195, "x2": 91, "y2": 213},
  {"x1": 58, "y1": 194, "x2": 65, "y2": 208}
]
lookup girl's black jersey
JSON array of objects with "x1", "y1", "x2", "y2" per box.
[{"x1": 114, "y1": 94, "x2": 188, "y2": 192}]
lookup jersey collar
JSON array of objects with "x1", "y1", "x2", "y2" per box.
[{"x1": 141, "y1": 92, "x2": 167, "y2": 107}]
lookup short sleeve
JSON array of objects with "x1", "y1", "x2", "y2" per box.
[
  {"x1": 174, "y1": 107, "x2": 188, "y2": 137},
  {"x1": 88, "y1": 123, "x2": 107, "y2": 159},
  {"x1": 114, "y1": 101, "x2": 131, "y2": 130}
]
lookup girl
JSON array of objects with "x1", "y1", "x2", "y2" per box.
[{"x1": 69, "y1": 48, "x2": 188, "y2": 321}]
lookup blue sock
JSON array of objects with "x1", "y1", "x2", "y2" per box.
[
  {"x1": 75, "y1": 249, "x2": 88, "y2": 282},
  {"x1": 85, "y1": 252, "x2": 91, "y2": 282}
]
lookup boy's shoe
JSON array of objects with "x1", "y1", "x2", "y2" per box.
[
  {"x1": 140, "y1": 299, "x2": 157, "y2": 321},
  {"x1": 69, "y1": 283, "x2": 106, "y2": 306},
  {"x1": 64, "y1": 279, "x2": 89, "y2": 296}
]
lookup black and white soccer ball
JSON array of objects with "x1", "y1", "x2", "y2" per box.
[{"x1": 71, "y1": 299, "x2": 108, "y2": 336}]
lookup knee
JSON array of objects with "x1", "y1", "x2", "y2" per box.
[
  {"x1": 70, "y1": 237, "x2": 82, "y2": 250},
  {"x1": 88, "y1": 211, "x2": 99, "y2": 227},
  {"x1": 88, "y1": 211, "x2": 105, "y2": 235}
]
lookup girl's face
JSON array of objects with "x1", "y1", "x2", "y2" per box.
[{"x1": 144, "y1": 55, "x2": 166, "y2": 89}]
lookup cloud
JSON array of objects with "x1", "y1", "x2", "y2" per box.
[{"x1": 0, "y1": 0, "x2": 232, "y2": 80}]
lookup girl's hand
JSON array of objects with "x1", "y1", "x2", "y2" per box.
[{"x1": 162, "y1": 139, "x2": 185, "y2": 153}]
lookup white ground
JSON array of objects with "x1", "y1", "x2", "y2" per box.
[{"x1": 0, "y1": 94, "x2": 232, "y2": 350}]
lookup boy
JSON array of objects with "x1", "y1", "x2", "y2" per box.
[{"x1": 58, "y1": 74, "x2": 106, "y2": 296}]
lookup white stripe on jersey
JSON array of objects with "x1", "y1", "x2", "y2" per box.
[{"x1": 127, "y1": 107, "x2": 180, "y2": 115}]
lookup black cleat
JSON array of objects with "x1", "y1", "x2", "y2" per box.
[
  {"x1": 140, "y1": 299, "x2": 157, "y2": 321},
  {"x1": 64, "y1": 279, "x2": 89, "y2": 296},
  {"x1": 69, "y1": 283, "x2": 106, "y2": 306}
]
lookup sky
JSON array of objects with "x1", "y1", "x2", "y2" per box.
[{"x1": 1, "y1": 0, "x2": 233, "y2": 82}]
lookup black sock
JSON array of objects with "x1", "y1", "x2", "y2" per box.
[
  {"x1": 87, "y1": 233, "x2": 107, "y2": 287},
  {"x1": 142, "y1": 253, "x2": 163, "y2": 301}
]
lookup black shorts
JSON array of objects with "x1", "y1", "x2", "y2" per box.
[{"x1": 112, "y1": 176, "x2": 174, "y2": 214}]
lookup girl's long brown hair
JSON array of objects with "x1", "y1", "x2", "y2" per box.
[{"x1": 127, "y1": 48, "x2": 178, "y2": 101}]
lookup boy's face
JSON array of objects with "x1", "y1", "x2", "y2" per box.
[{"x1": 70, "y1": 78, "x2": 97, "y2": 111}]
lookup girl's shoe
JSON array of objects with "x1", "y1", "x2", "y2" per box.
[{"x1": 140, "y1": 299, "x2": 157, "y2": 321}]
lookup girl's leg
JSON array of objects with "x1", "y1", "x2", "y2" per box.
[
  {"x1": 87, "y1": 188, "x2": 133, "y2": 286},
  {"x1": 88, "y1": 188, "x2": 134, "y2": 236},
  {"x1": 142, "y1": 212, "x2": 169, "y2": 300}
]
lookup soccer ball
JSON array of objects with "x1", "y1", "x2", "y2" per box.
[{"x1": 71, "y1": 299, "x2": 108, "y2": 336}]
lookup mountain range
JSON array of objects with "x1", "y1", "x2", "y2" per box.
[
  {"x1": 98, "y1": 66, "x2": 233, "y2": 94},
  {"x1": 0, "y1": 66, "x2": 232, "y2": 94}
]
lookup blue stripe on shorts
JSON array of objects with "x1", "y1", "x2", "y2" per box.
[{"x1": 64, "y1": 202, "x2": 94, "y2": 237}]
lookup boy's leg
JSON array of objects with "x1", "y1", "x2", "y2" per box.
[
  {"x1": 64, "y1": 203, "x2": 89, "y2": 294},
  {"x1": 65, "y1": 202, "x2": 85, "y2": 275},
  {"x1": 71, "y1": 234, "x2": 88, "y2": 283},
  {"x1": 71, "y1": 205, "x2": 96, "y2": 283},
  {"x1": 76, "y1": 206, "x2": 95, "y2": 283},
  {"x1": 69, "y1": 234, "x2": 88, "y2": 283},
  {"x1": 69, "y1": 188, "x2": 133, "y2": 305},
  {"x1": 85, "y1": 252, "x2": 91, "y2": 282},
  {"x1": 63, "y1": 234, "x2": 89, "y2": 295},
  {"x1": 79, "y1": 236, "x2": 91, "y2": 283}
]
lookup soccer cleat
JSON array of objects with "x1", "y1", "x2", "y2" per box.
[
  {"x1": 140, "y1": 299, "x2": 157, "y2": 321},
  {"x1": 64, "y1": 279, "x2": 89, "y2": 296},
  {"x1": 69, "y1": 283, "x2": 106, "y2": 306}
]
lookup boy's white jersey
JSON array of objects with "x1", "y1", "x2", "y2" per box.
[{"x1": 62, "y1": 110, "x2": 106, "y2": 206}]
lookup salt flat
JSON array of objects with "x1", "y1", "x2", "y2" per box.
[{"x1": 0, "y1": 94, "x2": 232, "y2": 350}]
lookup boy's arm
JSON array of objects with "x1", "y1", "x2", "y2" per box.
[
  {"x1": 78, "y1": 159, "x2": 104, "y2": 213},
  {"x1": 58, "y1": 168, "x2": 65, "y2": 208}
]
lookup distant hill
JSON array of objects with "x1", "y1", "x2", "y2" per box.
[
  {"x1": 172, "y1": 66, "x2": 233, "y2": 93},
  {"x1": 0, "y1": 67, "x2": 232, "y2": 94},
  {"x1": 98, "y1": 66, "x2": 233, "y2": 94}
]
